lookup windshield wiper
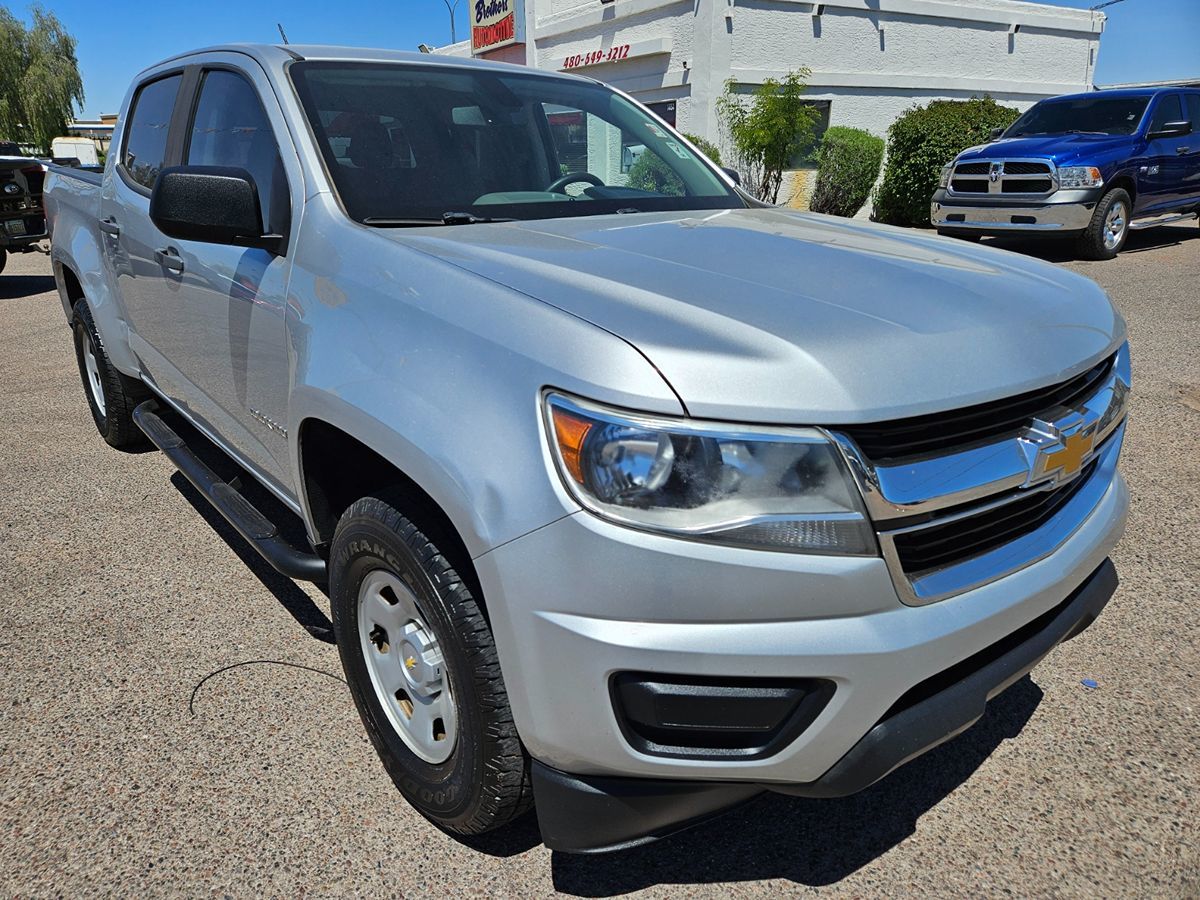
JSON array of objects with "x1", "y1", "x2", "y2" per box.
[
  {"x1": 361, "y1": 213, "x2": 516, "y2": 228},
  {"x1": 441, "y1": 212, "x2": 516, "y2": 225}
]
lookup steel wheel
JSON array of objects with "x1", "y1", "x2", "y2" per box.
[
  {"x1": 1102, "y1": 200, "x2": 1128, "y2": 251},
  {"x1": 357, "y1": 569, "x2": 458, "y2": 764},
  {"x1": 82, "y1": 330, "x2": 106, "y2": 418}
]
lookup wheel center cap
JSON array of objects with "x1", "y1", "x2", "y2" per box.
[{"x1": 399, "y1": 622, "x2": 443, "y2": 693}]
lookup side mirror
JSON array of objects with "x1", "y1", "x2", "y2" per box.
[
  {"x1": 150, "y1": 166, "x2": 282, "y2": 253},
  {"x1": 1148, "y1": 120, "x2": 1192, "y2": 140},
  {"x1": 721, "y1": 166, "x2": 742, "y2": 186},
  {"x1": 990, "y1": 126, "x2": 1006, "y2": 140}
]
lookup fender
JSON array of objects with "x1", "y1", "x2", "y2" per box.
[{"x1": 284, "y1": 200, "x2": 684, "y2": 558}]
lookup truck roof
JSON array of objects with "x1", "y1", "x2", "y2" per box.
[
  {"x1": 139, "y1": 43, "x2": 586, "y2": 84},
  {"x1": 1044, "y1": 86, "x2": 1199, "y2": 103}
]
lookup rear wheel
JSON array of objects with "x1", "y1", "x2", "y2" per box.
[
  {"x1": 71, "y1": 299, "x2": 148, "y2": 449},
  {"x1": 1077, "y1": 188, "x2": 1130, "y2": 260},
  {"x1": 0, "y1": 248, "x2": 7, "y2": 274},
  {"x1": 330, "y1": 491, "x2": 533, "y2": 835}
]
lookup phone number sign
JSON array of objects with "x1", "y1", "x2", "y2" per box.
[{"x1": 562, "y1": 44, "x2": 631, "y2": 69}]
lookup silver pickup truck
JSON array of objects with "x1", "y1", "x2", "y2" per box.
[{"x1": 46, "y1": 44, "x2": 1130, "y2": 854}]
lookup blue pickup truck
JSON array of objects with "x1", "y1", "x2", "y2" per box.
[{"x1": 931, "y1": 87, "x2": 1200, "y2": 258}]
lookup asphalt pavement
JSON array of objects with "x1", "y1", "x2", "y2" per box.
[{"x1": 1, "y1": 225, "x2": 1197, "y2": 897}]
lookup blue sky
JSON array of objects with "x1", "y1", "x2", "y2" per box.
[{"x1": 8, "y1": 0, "x2": 1198, "y2": 118}]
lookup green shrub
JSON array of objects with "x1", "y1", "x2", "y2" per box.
[
  {"x1": 872, "y1": 97, "x2": 1020, "y2": 227},
  {"x1": 809, "y1": 126, "x2": 884, "y2": 218},
  {"x1": 627, "y1": 149, "x2": 684, "y2": 196},
  {"x1": 682, "y1": 132, "x2": 722, "y2": 166}
]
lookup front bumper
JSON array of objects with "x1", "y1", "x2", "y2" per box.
[
  {"x1": 533, "y1": 558, "x2": 1117, "y2": 852},
  {"x1": 931, "y1": 188, "x2": 1101, "y2": 235}
]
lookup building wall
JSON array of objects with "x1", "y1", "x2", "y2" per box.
[{"x1": 439, "y1": 0, "x2": 1104, "y2": 208}]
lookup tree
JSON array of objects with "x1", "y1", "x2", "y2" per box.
[
  {"x1": 716, "y1": 70, "x2": 818, "y2": 204},
  {"x1": 0, "y1": 5, "x2": 84, "y2": 155}
]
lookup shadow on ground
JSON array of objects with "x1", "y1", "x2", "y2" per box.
[
  {"x1": 171, "y1": 472, "x2": 334, "y2": 644},
  {"x1": 0, "y1": 272, "x2": 56, "y2": 300},
  {"x1": 549, "y1": 676, "x2": 1044, "y2": 895},
  {"x1": 984, "y1": 220, "x2": 1199, "y2": 262},
  {"x1": 155, "y1": 402, "x2": 335, "y2": 644}
]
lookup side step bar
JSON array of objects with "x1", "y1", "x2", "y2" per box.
[
  {"x1": 1130, "y1": 211, "x2": 1198, "y2": 231},
  {"x1": 133, "y1": 400, "x2": 327, "y2": 583}
]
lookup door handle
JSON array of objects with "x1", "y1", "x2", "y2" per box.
[
  {"x1": 154, "y1": 248, "x2": 185, "y2": 273},
  {"x1": 98, "y1": 218, "x2": 120, "y2": 236},
  {"x1": 1178, "y1": 146, "x2": 1192, "y2": 155}
]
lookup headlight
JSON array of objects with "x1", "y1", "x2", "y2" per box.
[
  {"x1": 938, "y1": 163, "x2": 954, "y2": 189},
  {"x1": 544, "y1": 393, "x2": 876, "y2": 555},
  {"x1": 1057, "y1": 166, "x2": 1104, "y2": 189}
]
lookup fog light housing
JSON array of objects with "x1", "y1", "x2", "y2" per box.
[{"x1": 612, "y1": 672, "x2": 836, "y2": 760}]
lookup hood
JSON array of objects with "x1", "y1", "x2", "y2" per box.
[
  {"x1": 392, "y1": 208, "x2": 1124, "y2": 424},
  {"x1": 959, "y1": 133, "x2": 1133, "y2": 166}
]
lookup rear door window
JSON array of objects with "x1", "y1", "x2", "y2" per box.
[
  {"x1": 1186, "y1": 94, "x2": 1200, "y2": 129},
  {"x1": 186, "y1": 69, "x2": 288, "y2": 234},
  {"x1": 122, "y1": 74, "x2": 183, "y2": 190}
]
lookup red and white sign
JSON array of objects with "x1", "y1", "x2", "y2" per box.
[
  {"x1": 562, "y1": 44, "x2": 631, "y2": 70},
  {"x1": 472, "y1": 0, "x2": 525, "y2": 55}
]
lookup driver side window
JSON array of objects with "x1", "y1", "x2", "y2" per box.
[
  {"x1": 1148, "y1": 95, "x2": 1182, "y2": 134},
  {"x1": 186, "y1": 69, "x2": 289, "y2": 235},
  {"x1": 542, "y1": 104, "x2": 686, "y2": 197}
]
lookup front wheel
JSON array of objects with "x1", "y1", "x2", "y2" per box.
[
  {"x1": 1077, "y1": 188, "x2": 1130, "y2": 260},
  {"x1": 330, "y1": 491, "x2": 532, "y2": 835},
  {"x1": 0, "y1": 247, "x2": 7, "y2": 274}
]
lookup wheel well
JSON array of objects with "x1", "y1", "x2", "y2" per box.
[
  {"x1": 1108, "y1": 176, "x2": 1136, "y2": 204},
  {"x1": 59, "y1": 264, "x2": 84, "y2": 319},
  {"x1": 299, "y1": 420, "x2": 482, "y2": 600}
]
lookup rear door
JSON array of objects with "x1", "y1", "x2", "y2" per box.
[
  {"x1": 165, "y1": 58, "x2": 300, "y2": 486},
  {"x1": 1181, "y1": 93, "x2": 1200, "y2": 205},
  {"x1": 101, "y1": 70, "x2": 193, "y2": 399},
  {"x1": 1138, "y1": 93, "x2": 1187, "y2": 213}
]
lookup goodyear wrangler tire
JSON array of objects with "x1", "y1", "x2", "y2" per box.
[
  {"x1": 72, "y1": 299, "x2": 149, "y2": 449},
  {"x1": 330, "y1": 490, "x2": 533, "y2": 835}
]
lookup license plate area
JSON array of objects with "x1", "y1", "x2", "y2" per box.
[{"x1": 4, "y1": 218, "x2": 26, "y2": 235}]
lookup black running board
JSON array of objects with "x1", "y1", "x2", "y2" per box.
[{"x1": 133, "y1": 400, "x2": 327, "y2": 582}]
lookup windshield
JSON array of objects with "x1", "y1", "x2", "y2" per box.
[
  {"x1": 1005, "y1": 95, "x2": 1151, "y2": 137},
  {"x1": 289, "y1": 61, "x2": 743, "y2": 224}
]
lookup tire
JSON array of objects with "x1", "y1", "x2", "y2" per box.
[
  {"x1": 0, "y1": 247, "x2": 7, "y2": 274},
  {"x1": 71, "y1": 299, "x2": 149, "y2": 449},
  {"x1": 1077, "y1": 188, "x2": 1130, "y2": 260},
  {"x1": 330, "y1": 491, "x2": 532, "y2": 836}
]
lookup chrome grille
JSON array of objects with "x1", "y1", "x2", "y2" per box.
[
  {"x1": 890, "y1": 457, "x2": 1099, "y2": 576},
  {"x1": 839, "y1": 355, "x2": 1113, "y2": 461},
  {"x1": 949, "y1": 158, "x2": 1057, "y2": 196},
  {"x1": 829, "y1": 344, "x2": 1130, "y2": 605}
]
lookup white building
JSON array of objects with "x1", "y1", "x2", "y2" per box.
[{"x1": 440, "y1": 0, "x2": 1105, "y2": 205}]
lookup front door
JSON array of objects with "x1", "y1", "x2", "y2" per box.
[{"x1": 164, "y1": 60, "x2": 299, "y2": 487}]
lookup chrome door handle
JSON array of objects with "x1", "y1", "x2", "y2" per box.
[
  {"x1": 99, "y1": 218, "x2": 120, "y2": 236},
  {"x1": 1178, "y1": 146, "x2": 1192, "y2": 155},
  {"x1": 154, "y1": 248, "x2": 185, "y2": 273}
]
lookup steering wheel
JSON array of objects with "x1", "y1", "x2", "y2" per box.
[{"x1": 546, "y1": 172, "x2": 604, "y2": 193}]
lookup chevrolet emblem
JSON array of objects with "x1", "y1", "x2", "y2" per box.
[{"x1": 1035, "y1": 429, "x2": 1095, "y2": 481}]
